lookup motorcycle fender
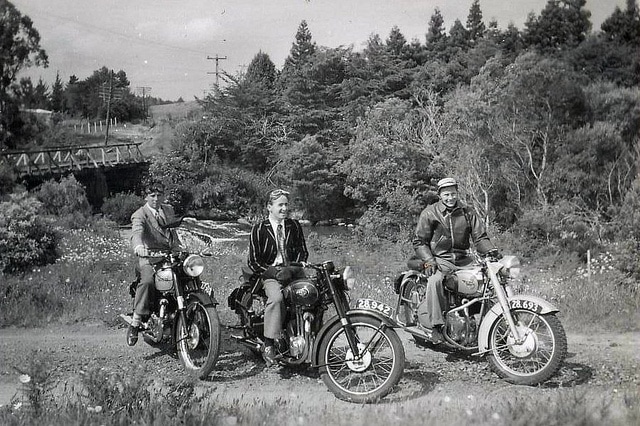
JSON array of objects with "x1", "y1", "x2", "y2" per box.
[
  {"x1": 477, "y1": 295, "x2": 560, "y2": 353},
  {"x1": 188, "y1": 291, "x2": 218, "y2": 307},
  {"x1": 311, "y1": 309, "x2": 397, "y2": 367},
  {"x1": 171, "y1": 292, "x2": 218, "y2": 342},
  {"x1": 396, "y1": 270, "x2": 421, "y2": 294}
]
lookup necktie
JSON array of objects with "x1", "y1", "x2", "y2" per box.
[
  {"x1": 277, "y1": 224, "x2": 289, "y2": 266},
  {"x1": 156, "y1": 209, "x2": 165, "y2": 226}
]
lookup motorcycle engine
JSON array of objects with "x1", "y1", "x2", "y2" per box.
[{"x1": 445, "y1": 311, "x2": 478, "y2": 347}]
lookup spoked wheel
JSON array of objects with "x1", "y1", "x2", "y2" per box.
[
  {"x1": 318, "y1": 314, "x2": 405, "y2": 403},
  {"x1": 176, "y1": 299, "x2": 221, "y2": 379},
  {"x1": 487, "y1": 309, "x2": 567, "y2": 385}
]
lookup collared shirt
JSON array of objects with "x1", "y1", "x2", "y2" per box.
[
  {"x1": 146, "y1": 204, "x2": 159, "y2": 218},
  {"x1": 268, "y1": 217, "x2": 285, "y2": 266}
]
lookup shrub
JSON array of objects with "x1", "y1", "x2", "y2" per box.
[
  {"x1": 0, "y1": 162, "x2": 18, "y2": 197},
  {"x1": 101, "y1": 192, "x2": 144, "y2": 225},
  {"x1": 514, "y1": 201, "x2": 601, "y2": 259},
  {"x1": 34, "y1": 175, "x2": 92, "y2": 228},
  {"x1": 0, "y1": 192, "x2": 59, "y2": 273}
]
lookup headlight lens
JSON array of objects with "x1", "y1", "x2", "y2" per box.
[
  {"x1": 342, "y1": 266, "x2": 355, "y2": 291},
  {"x1": 183, "y1": 254, "x2": 204, "y2": 277},
  {"x1": 500, "y1": 255, "x2": 521, "y2": 279}
]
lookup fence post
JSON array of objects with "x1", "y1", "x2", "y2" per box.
[{"x1": 587, "y1": 249, "x2": 591, "y2": 282}]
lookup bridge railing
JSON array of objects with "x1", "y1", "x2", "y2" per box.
[{"x1": 0, "y1": 142, "x2": 146, "y2": 176}]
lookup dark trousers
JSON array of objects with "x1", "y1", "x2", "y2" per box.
[{"x1": 132, "y1": 262, "x2": 156, "y2": 325}]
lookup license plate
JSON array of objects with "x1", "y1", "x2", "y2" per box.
[
  {"x1": 354, "y1": 298, "x2": 394, "y2": 318},
  {"x1": 200, "y1": 281, "x2": 213, "y2": 296},
  {"x1": 509, "y1": 299, "x2": 543, "y2": 313}
]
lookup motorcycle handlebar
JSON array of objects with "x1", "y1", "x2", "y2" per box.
[{"x1": 137, "y1": 249, "x2": 213, "y2": 259}]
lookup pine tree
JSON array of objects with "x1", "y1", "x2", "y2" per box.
[
  {"x1": 33, "y1": 78, "x2": 49, "y2": 109},
  {"x1": 50, "y1": 71, "x2": 64, "y2": 112},
  {"x1": 386, "y1": 26, "x2": 407, "y2": 57},
  {"x1": 601, "y1": 0, "x2": 640, "y2": 45},
  {"x1": 245, "y1": 51, "x2": 277, "y2": 88},
  {"x1": 282, "y1": 20, "x2": 316, "y2": 73},
  {"x1": 523, "y1": 0, "x2": 591, "y2": 52},
  {"x1": 466, "y1": 0, "x2": 486, "y2": 42},
  {"x1": 426, "y1": 8, "x2": 446, "y2": 44}
]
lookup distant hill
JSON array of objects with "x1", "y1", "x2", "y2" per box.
[
  {"x1": 149, "y1": 101, "x2": 202, "y2": 122},
  {"x1": 138, "y1": 101, "x2": 203, "y2": 156}
]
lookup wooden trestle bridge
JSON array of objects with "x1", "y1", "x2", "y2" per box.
[{"x1": 0, "y1": 142, "x2": 146, "y2": 177}]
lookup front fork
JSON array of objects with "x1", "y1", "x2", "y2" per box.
[
  {"x1": 486, "y1": 263, "x2": 522, "y2": 343},
  {"x1": 322, "y1": 268, "x2": 363, "y2": 359}
]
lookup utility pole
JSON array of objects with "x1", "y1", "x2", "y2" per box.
[
  {"x1": 136, "y1": 86, "x2": 152, "y2": 122},
  {"x1": 207, "y1": 55, "x2": 228, "y2": 88},
  {"x1": 104, "y1": 70, "x2": 114, "y2": 145}
]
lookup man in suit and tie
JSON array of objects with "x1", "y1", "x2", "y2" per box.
[
  {"x1": 127, "y1": 183, "x2": 182, "y2": 346},
  {"x1": 247, "y1": 189, "x2": 309, "y2": 366}
]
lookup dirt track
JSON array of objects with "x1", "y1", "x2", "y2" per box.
[{"x1": 0, "y1": 321, "x2": 638, "y2": 419}]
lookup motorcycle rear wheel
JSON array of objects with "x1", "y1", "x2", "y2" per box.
[
  {"x1": 487, "y1": 310, "x2": 567, "y2": 385},
  {"x1": 318, "y1": 314, "x2": 405, "y2": 403},
  {"x1": 176, "y1": 299, "x2": 221, "y2": 379}
]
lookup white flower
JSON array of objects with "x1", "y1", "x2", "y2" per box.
[{"x1": 19, "y1": 374, "x2": 31, "y2": 384}]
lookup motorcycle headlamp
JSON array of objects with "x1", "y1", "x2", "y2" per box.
[
  {"x1": 500, "y1": 255, "x2": 521, "y2": 279},
  {"x1": 183, "y1": 254, "x2": 205, "y2": 277},
  {"x1": 342, "y1": 266, "x2": 355, "y2": 291}
]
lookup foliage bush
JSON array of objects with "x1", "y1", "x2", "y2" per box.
[
  {"x1": 513, "y1": 201, "x2": 602, "y2": 259},
  {"x1": 101, "y1": 192, "x2": 144, "y2": 225},
  {"x1": 0, "y1": 162, "x2": 18, "y2": 197},
  {"x1": 0, "y1": 192, "x2": 59, "y2": 273},
  {"x1": 34, "y1": 174, "x2": 92, "y2": 228}
]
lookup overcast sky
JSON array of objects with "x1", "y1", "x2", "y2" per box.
[{"x1": 12, "y1": 0, "x2": 626, "y2": 101}]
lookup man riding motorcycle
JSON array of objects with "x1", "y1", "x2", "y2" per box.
[
  {"x1": 412, "y1": 177, "x2": 499, "y2": 342},
  {"x1": 128, "y1": 183, "x2": 183, "y2": 346}
]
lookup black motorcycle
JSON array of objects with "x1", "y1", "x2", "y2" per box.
[
  {"x1": 121, "y1": 244, "x2": 221, "y2": 379},
  {"x1": 228, "y1": 261, "x2": 405, "y2": 403}
]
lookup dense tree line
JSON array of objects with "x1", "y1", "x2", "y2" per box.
[
  {"x1": 2, "y1": 0, "x2": 640, "y2": 258},
  {"x1": 152, "y1": 1, "x2": 640, "y2": 253}
]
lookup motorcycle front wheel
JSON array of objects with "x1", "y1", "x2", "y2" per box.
[
  {"x1": 176, "y1": 299, "x2": 222, "y2": 379},
  {"x1": 318, "y1": 314, "x2": 405, "y2": 403},
  {"x1": 487, "y1": 309, "x2": 567, "y2": 385}
]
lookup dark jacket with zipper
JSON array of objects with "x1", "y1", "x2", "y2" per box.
[{"x1": 413, "y1": 200, "x2": 495, "y2": 267}]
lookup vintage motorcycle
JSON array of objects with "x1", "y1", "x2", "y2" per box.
[
  {"x1": 377, "y1": 252, "x2": 567, "y2": 386},
  {"x1": 228, "y1": 261, "x2": 405, "y2": 403},
  {"x1": 121, "y1": 244, "x2": 222, "y2": 379}
]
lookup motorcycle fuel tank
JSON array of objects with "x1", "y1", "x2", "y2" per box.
[{"x1": 285, "y1": 280, "x2": 319, "y2": 306}]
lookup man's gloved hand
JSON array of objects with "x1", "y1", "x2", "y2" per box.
[
  {"x1": 422, "y1": 261, "x2": 438, "y2": 277},
  {"x1": 487, "y1": 249, "x2": 503, "y2": 260}
]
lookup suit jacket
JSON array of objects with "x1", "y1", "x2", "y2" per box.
[
  {"x1": 247, "y1": 218, "x2": 308, "y2": 276},
  {"x1": 130, "y1": 203, "x2": 181, "y2": 264}
]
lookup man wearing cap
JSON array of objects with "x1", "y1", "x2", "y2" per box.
[
  {"x1": 247, "y1": 188, "x2": 309, "y2": 366},
  {"x1": 412, "y1": 177, "x2": 498, "y2": 343}
]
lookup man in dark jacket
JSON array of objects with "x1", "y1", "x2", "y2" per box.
[
  {"x1": 413, "y1": 177, "x2": 497, "y2": 342},
  {"x1": 247, "y1": 189, "x2": 308, "y2": 366}
]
